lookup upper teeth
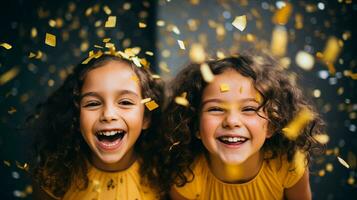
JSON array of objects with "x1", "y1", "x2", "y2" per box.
[
  {"x1": 220, "y1": 136, "x2": 246, "y2": 142},
  {"x1": 97, "y1": 131, "x2": 122, "y2": 136}
]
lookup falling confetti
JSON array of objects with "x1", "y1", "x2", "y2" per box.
[
  {"x1": 322, "y1": 36, "x2": 342, "y2": 64},
  {"x1": 200, "y1": 63, "x2": 214, "y2": 83},
  {"x1": 189, "y1": 43, "x2": 206, "y2": 63},
  {"x1": 295, "y1": 51, "x2": 315, "y2": 70},
  {"x1": 175, "y1": 96, "x2": 189, "y2": 106},
  {"x1": 45, "y1": 33, "x2": 56, "y2": 47},
  {"x1": 177, "y1": 40, "x2": 186, "y2": 50},
  {"x1": 139, "y1": 22, "x2": 147, "y2": 28},
  {"x1": 220, "y1": 83, "x2": 230, "y2": 92},
  {"x1": 105, "y1": 16, "x2": 116, "y2": 28},
  {"x1": 232, "y1": 15, "x2": 247, "y2": 31},
  {"x1": 141, "y1": 98, "x2": 152, "y2": 104},
  {"x1": 145, "y1": 100, "x2": 159, "y2": 111},
  {"x1": 169, "y1": 141, "x2": 181, "y2": 151},
  {"x1": 0, "y1": 42, "x2": 12, "y2": 49},
  {"x1": 270, "y1": 26, "x2": 288, "y2": 57},
  {"x1": 272, "y1": 2, "x2": 292, "y2": 25},
  {"x1": 337, "y1": 156, "x2": 350, "y2": 169},
  {"x1": 282, "y1": 108, "x2": 314, "y2": 140},
  {"x1": 0, "y1": 67, "x2": 20, "y2": 85}
]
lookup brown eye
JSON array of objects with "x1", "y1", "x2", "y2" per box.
[{"x1": 83, "y1": 101, "x2": 101, "y2": 108}]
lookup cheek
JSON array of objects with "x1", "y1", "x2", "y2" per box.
[
  {"x1": 199, "y1": 115, "x2": 220, "y2": 137},
  {"x1": 245, "y1": 117, "x2": 269, "y2": 136}
]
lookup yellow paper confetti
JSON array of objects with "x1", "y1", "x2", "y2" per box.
[
  {"x1": 175, "y1": 96, "x2": 189, "y2": 106},
  {"x1": 0, "y1": 67, "x2": 20, "y2": 85},
  {"x1": 139, "y1": 22, "x2": 147, "y2": 28},
  {"x1": 103, "y1": 5, "x2": 112, "y2": 15},
  {"x1": 169, "y1": 141, "x2": 181, "y2": 151},
  {"x1": 322, "y1": 36, "x2": 342, "y2": 64},
  {"x1": 272, "y1": 2, "x2": 292, "y2": 25},
  {"x1": 282, "y1": 108, "x2": 314, "y2": 140},
  {"x1": 131, "y1": 57, "x2": 142, "y2": 67},
  {"x1": 45, "y1": 33, "x2": 56, "y2": 47},
  {"x1": 145, "y1": 51, "x2": 154, "y2": 56},
  {"x1": 177, "y1": 40, "x2": 186, "y2": 50},
  {"x1": 232, "y1": 15, "x2": 247, "y2": 31},
  {"x1": 145, "y1": 100, "x2": 159, "y2": 111},
  {"x1": 337, "y1": 156, "x2": 350, "y2": 169},
  {"x1": 152, "y1": 74, "x2": 161, "y2": 79},
  {"x1": 103, "y1": 38, "x2": 111, "y2": 43},
  {"x1": 200, "y1": 63, "x2": 214, "y2": 82},
  {"x1": 141, "y1": 98, "x2": 152, "y2": 104},
  {"x1": 3, "y1": 160, "x2": 11, "y2": 167},
  {"x1": 0, "y1": 42, "x2": 12, "y2": 49},
  {"x1": 28, "y1": 52, "x2": 36, "y2": 58},
  {"x1": 220, "y1": 83, "x2": 230, "y2": 92},
  {"x1": 94, "y1": 45, "x2": 104, "y2": 49},
  {"x1": 270, "y1": 26, "x2": 288, "y2": 57},
  {"x1": 295, "y1": 51, "x2": 315, "y2": 70},
  {"x1": 131, "y1": 75, "x2": 139, "y2": 83},
  {"x1": 189, "y1": 43, "x2": 206, "y2": 63},
  {"x1": 105, "y1": 16, "x2": 116, "y2": 28}
]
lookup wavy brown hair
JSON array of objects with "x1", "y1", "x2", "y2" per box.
[
  {"x1": 158, "y1": 51, "x2": 325, "y2": 192},
  {"x1": 27, "y1": 54, "x2": 164, "y2": 198}
]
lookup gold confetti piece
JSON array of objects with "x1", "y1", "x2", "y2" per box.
[
  {"x1": 255, "y1": 92, "x2": 263, "y2": 104},
  {"x1": 295, "y1": 51, "x2": 315, "y2": 70},
  {"x1": 139, "y1": 22, "x2": 147, "y2": 28},
  {"x1": 172, "y1": 25, "x2": 180, "y2": 34},
  {"x1": 270, "y1": 26, "x2": 288, "y2": 57},
  {"x1": 0, "y1": 67, "x2": 20, "y2": 85},
  {"x1": 156, "y1": 20, "x2": 165, "y2": 27},
  {"x1": 3, "y1": 160, "x2": 10, "y2": 167},
  {"x1": 337, "y1": 156, "x2": 350, "y2": 169},
  {"x1": 131, "y1": 75, "x2": 139, "y2": 83},
  {"x1": 169, "y1": 141, "x2": 181, "y2": 151},
  {"x1": 141, "y1": 98, "x2": 152, "y2": 104},
  {"x1": 85, "y1": 7, "x2": 93, "y2": 16},
  {"x1": 145, "y1": 100, "x2": 159, "y2": 111},
  {"x1": 326, "y1": 163, "x2": 333, "y2": 172},
  {"x1": 16, "y1": 161, "x2": 29, "y2": 171},
  {"x1": 159, "y1": 61, "x2": 170, "y2": 73},
  {"x1": 8, "y1": 107, "x2": 16, "y2": 114},
  {"x1": 313, "y1": 134, "x2": 330, "y2": 144},
  {"x1": 48, "y1": 19, "x2": 56, "y2": 27},
  {"x1": 152, "y1": 74, "x2": 160, "y2": 79},
  {"x1": 103, "y1": 5, "x2": 112, "y2": 15},
  {"x1": 177, "y1": 40, "x2": 186, "y2": 50},
  {"x1": 216, "y1": 25, "x2": 226, "y2": 41},
  {"x1": 220, "y1": 83, "x2": 230, "y2": 92},
  {"x1": 28, "y1": 52, "x2": 36, "y2": 58},
  {"x1": 31, "y1": 27, "x2": 37, "y2": 38},
  {"x1": 105, "y1": 16, "x2": 116, "y2": 28},
  {"x1": 145, "y1": 51, "x2": 154, "y2": 56},
  {"x1": 216, "y1": 51, "x2": 225, "y2": 59},
  {"x1": 322, "y1": 36, "x2": 342, "y2": 64},
  {"x1": 272, "y1": 2, "x2": 292, "y2": 25},
  {"x1": 175, "y1": 96, "x2": 189, "y2": 106},
  {"x1": 105, "y1": 43, "x2": 114, "y2": 48},
  {"x1": 347, "y1": 177, "x2": 355, "y2": 185},
  {"x1": 45, "y1": 33, "x2": 56, "y2": 47},
  {"x1": 295, "y1": 13, "x2": 303, "y2": 29},
  {"x1": 200, "y1": 63, "x2": 214, "y2": 82},
  {"x1": 94, "y1": 45, "x2": 103, "y2": 49},
  {"x1": 189, "y1": 43, "x2": 206, "y2": 63},
  {"x1": 318, "y1": 169, "x2": 325, "y2": 177},
  {"x1": 131, "y1": 57, "x2": 142, "y2": 67},
  {"x1": 103, "y1": 38, "x2": 111, "y2": 43},
  {"x1": 232, "y1": 15, "x2": 247, "y2": 31},
  {"x1": 0, "y1": 42, "x2": 12, "y2": 49},
  {"x1": 36, "y1": 50, "x2": 43, "y2": 59},
  {"x1": 282, "y1": 108, "x2": 314, "y2": 140}
]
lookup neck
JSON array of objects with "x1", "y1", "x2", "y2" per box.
[
  {"x1": 208, "y1": 151, "x2": 264, "y2": 183},
  {"x1": 90, "y1": 149, "x2": 137, "y2": 172}
]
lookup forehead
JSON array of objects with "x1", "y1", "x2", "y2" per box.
[{"x1": 202, "y1": 69, "x2": 256, "y2": 99}]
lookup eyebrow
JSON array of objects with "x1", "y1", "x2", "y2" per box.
[
  {"x1": 80, "y1": 90, "x2": 140, "y2": 100},
  {"x1": 201, "y1": 98, "x2": 259, "y2": 106}
]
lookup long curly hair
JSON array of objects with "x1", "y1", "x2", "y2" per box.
[
  {"x1": 158, "y1": 51, "x2": 325, "y2": 192},
  {"x1": 27, "y1": 54, "x2": 164, "y2": 198}
]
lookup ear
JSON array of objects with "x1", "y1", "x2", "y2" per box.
[{"x1": 142, "y1": 117, "x2": 151, "y2": 130}]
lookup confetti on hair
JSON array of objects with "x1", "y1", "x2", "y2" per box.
[
  {"x1": 105, "y1": 43, "x2": 114, "y2": 48},
  {"x1": 175, "y1": 96, "x2": 189, "y2": 107},
  {"x1": 200, "y1": 63, "x2": 214, "y2": 82},
  {"x1": 141, "y1": 98, "x2": 152, "y2": 104},
  {"x1": 272, "y1": 2, "x2": 292, "y2": 25},
  {"x1": 220, "y1": 83, "x2": 230, "y2": 92},
  {"x1": 169, "y1": 141, "x2": 181, "y2": 151},
  {"x1": 103, "y1": 38, "x2": 111, "y2": 43},
  {"x1": 177, "y1": 40, "x2": 186, "y2": 50},
  {"x1": 15, "y1": 161, "x2": 29, "y2": 171},
  {"x1": 0, "y1": 67, "x2": 20, "y2": 85},
  {"x1": 131, "y1": 56, "x2": 142, "y2": 67},
  {"x1": 139, "y1": 22, "x2": 147, "y2": 28},
  {"x1": 271, "y1": 26, "x2": 287, "y2": 56},
  {"x1": 232, "y1": 15, "x2": 247, "y2": 31},
  {"x1": 45, "y1": 33, "x2": 56, "y2": 47},
  {"x1": 189, "y1": 43, "x2": 206, "y2": 63},
  {"x1": 94, "y1": 45, "x2": 104, "y2": 49},
  {"x1": 313, "y1": 134, "x2": 330, "y2": 144},
  {"x1": 131, "y1": 75, "x2": 139, "y2": 83},
  {"x1": 3, "y1": 160, "x2": 11, "y2": 167},
  {"x1": 337, "y1": 156, "x2": 350, "y2": 169},
  {"x1": 0, "y1": 42, "x2": 12, "y2": 49},
  {"x1": 105, "y1": 16, "x2": 116, "y2": 28},
  {"x1": 152, "y1": 74, "x2": 160, "y2": 79},
  {"x1": 145, "y1": 100, "x2": 159, "y2": 111},
  {"x1": 282, "y1": 107, "x2": 314, "y2": 140}
]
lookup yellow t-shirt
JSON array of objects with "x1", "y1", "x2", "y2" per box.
[
  {"x1": 174, "y1": 152, "x2": 306, "y2": 200},
  {"x1": 62, "y1": 160, "x2": 159, "y2": 200}
]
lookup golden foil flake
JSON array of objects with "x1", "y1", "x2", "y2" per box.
[
  {"x1": 16, "y1": 161, "x2": 29, "y2": 171},
  {"x1": 220, "y1": 83, "x2": 230, "y2": 92},
  {"x1": 337, "y1": 156, "x2": 350, "y2": 169},
  {"x1": 271, "y1": 25, "x2": 287, "y2": 57},
  {"x1": 255, "y1": 92, "x2": 263, "y2": 104},
  {"x1": 145, "y1": 100, "x2": 159, "y2": 111},
  {"x1": 326, "y1": 62, "x2": 336, "y2": 75},
  {"x1": 0, "y1": 42, "x2": 12, "y2": 49},
  {"x1": 345, "y1": 71, "x2": 357, "y2": 80},
  {"x1": 85, "y1": 7, "x2": 93, "y2": 16},
  {"x1": 322, "y1": 36, "x2": 342, "y2": 64},
  {"x1": 105, "y1": 43, "x2": 114, "y2": 48},
  {"x1": 189, "y1": 43, "x2": 206, "y2": 63},
  {"x1": 313, "y1": 134, "x2": 330, "y2": 144},
  {"x1": 94, "y1": 45, "x2": 103, "y2": 49},
  {"x1": 318, "y1": 169, "x2": 325, "y2": 177},
  {"x1": 294, "y1": 13, "x2": 303, "y2": 29},
  {"x1": 31, "y1": 27, "x2": 37, "y2": 38},
  {"x1": 139, "y1": 22, "x2": 147, "y2": 28},
  {"x1": 103, "y1": 5, "x2": 112, "y2": 15},
  {"x1": 156, "y1": 20, "x2": 165, "y2": 27},
  {"x1": 48, "y1": 19, "x2": 56, "y2": 27},
  {"x1": 200, "y1": 63, "x2": 214, "y2": 82},
  {"x1": 28, "y1": 52, "x2": 36, "y2": 58},
  {"x1": 105, "y1": 16, "x2": 116, "y2": 28},
  {"x1": 342, "y1": 31, "x2": 351, "y2": 40},
  {"x1": 169, "y1": 141, "x2": 181, "y2": 151},
  {"x1": 272, "y1": 2, "x2": 292, "y2": 25},
  {"x1": 131, "y1": 57, "x2": 142, "y2": 67},
  {"x1": 295, "y1": 51, "x2": 315, "y2": 70},
  {"x1": 0, "y1": 67, "x2": 20, "y2": 85},
  {"x1": 152, "y1": 74, "x2": 161, "y2": 79},
  {"x1": 177, "y1": 40, "x2": 186, "y2": 50},
  {"x1": 3, "y1": 160, "x2": 11, "y2": 167},
  {"x1": 175, "y1": 96, "x2": 189, "y2": 107},
  {"x1": 8, "y1": 107, "x2": 17, "y2": 114},
  {"x1": 282, "y1": 108, "x2": 314, "y2": 140},
  {"x1": 216, "y1": 51, "x2": 225, "y2": 59},
  {"x1": 45, "y1": 33, "x2": 56, "y2": 47},
  {"x1": 103, "y1": 38, "x2": 111, "y2": 43},
  {"x1": 326, "y1": 163, "x2": 333, "y2": 172},
  {"x1": 171, "y1": 25, "x2": 181, "y2": 35},
  {"x1": 141, "y1": 98, "x2": 152, "y2": 104},
  {"x1": 145, "y1": 51, "x2": 154, "y2": 56},
  {"x1": 232, "y1": 15, "x2": 247, "y2": 31}
]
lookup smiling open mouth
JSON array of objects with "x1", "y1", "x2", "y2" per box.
[
  {"x1": 217, "y1": 136, "x2": 248, "y2": 145},
  {"x1": 96, "y1": 130, "x2": 125, "y2": 142}
]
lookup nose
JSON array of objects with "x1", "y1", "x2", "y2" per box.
[
  {"x1": 100, "y1": 104, "x2": 118, "y2": 122},
  {"x1": 222, "y1": 110, "x2": 242, "y2": 129}
]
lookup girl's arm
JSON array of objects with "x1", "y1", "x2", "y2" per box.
[
  {"x1": 170, "y1": 187, "x2": 190, "y2": 200},
  {"x1": 284, "y1": 169, "x2": 312, "y2": 200}
]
